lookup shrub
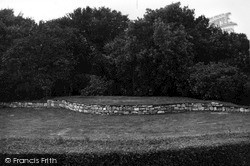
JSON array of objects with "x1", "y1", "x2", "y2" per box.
[
  {"x1": 188, "y1": 62, "x2": 247, "y2": 103},
  {"x1": 81, "y1": 75, "x2": 114, "y2": 96},
  {"x1": 71, "y1": 74, "x2": 90, "y2": 95}
]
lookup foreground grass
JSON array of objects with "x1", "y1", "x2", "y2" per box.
[
  {"x1": 1, "y1": 108, "x2": 250, "y2": 140},
  {"x1": 1, "y1": 107, "x2": 250, "y2": 165},
  {"x1": 1, "y1": 132, "x2": 250, "y2": 154},
  {"x1": 2, "y1": 143, "x2": 249, "y2": 166},
  {"x1": 1, "y1": 133, "x2": 250, "y2": 165}
]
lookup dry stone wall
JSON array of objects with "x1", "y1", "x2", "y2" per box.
[{"x1": 0, "y1": 100, "x2": 249, "y2": 115}]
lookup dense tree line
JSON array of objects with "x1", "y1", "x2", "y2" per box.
[{"x1": 0, "y1": 3, "x2": 249, "y2": 104}]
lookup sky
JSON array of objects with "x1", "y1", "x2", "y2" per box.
[{"x1": 0, "y1": 0, "x2": 249, "y2": 39}]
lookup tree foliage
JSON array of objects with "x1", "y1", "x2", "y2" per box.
[
  {"x1": 0, "y1": 4, "x2": 249, "y2": 104},
  {"x1": 65, "y1": 6, "x2": 129, "y2": 51},
  {"x1": 189, "y1": 62, "x2": 247, "y2": 102},
  {"x1": 104, "y1": 3, "x2": 195, "y2": 96},
  {"x1": 1, "y1": 22, "x2": 77, "y2": 99},
  {"x1": 81, "y1": 75, "x2": 114, "y2": 96}
]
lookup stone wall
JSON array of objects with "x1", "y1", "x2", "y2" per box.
[{"x1": 0, "y1": 100, "x2": 249, "y2": 115}]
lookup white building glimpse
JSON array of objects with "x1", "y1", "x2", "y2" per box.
[{"x1": 209, "y1": 12, "x2": 237, "y2": 33}]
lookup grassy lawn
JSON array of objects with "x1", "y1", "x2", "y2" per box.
[
  {"x1": 1, "y1": 107, "x2": 250, "y2": 141},
  {"x1": 1, "y1": 132, "x2": 250, "y2": 154},
  {"x1": 1, "y1": 107, "x2": 250, "y2": 165},
  {"x1": 53, "y1": 96, "x2": 240, "y2": 106},
  {"x1": 1, "y1": 107, "x2": 250, "y2": 153}
]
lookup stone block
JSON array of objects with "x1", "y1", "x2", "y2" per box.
[
  {"x1": 149, "y1": 107, "x2": 154, "y2": 111},
  {"x1": 192, "y1": 108, "x2": 198, "y2": 111},
  {"x1": 154, "y1": 106, "x2": 161, "y2": 109},
  {"x1": 198, "y1": 107, "x2": 205, "y2": 111},
  {"x1": 181, "y1": 104, "x2": 186, "y2": 107},
  {"x1": 235, "y1": 108, "x2": 240, "y2": 112},
  {"x1": 59, "y1": 104, "x2": 64, "y2": 108},
  {"x1": 217, "y1": 107, "x2": 222, "y2": 111},
  {"x1": 239, "y1": 108, "x2": 245, "y2": 112},
  {"x1": 211, "y1": 102, "x2": 219, "y2": 106},
  {"x1": 195, "y1": 103, "x2": 203, "y2": 107},
  {"x1": 134, "y1": 107, "x2": 139, "y2": 111},
  {"x1": 150, "y1": 110, "x2": 158, "y2": 114}
]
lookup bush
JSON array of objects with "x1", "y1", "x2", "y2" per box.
[
  {"x1": 0, "y1": 71, "x2": 44, "y2": 101},
  {"x1": 188, "y1": 62, "x2": 247, "y2": 103},
  {"x1": 71, "y1": 74, "x2": 90, "y2": 95},
  {"x1": 81, "y1": 75, "x2": 114, "y2": 96},
  {"x1": 238, "y1": 77, "x2": 250, "y2": 105}
]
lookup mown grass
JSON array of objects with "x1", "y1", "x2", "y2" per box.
[
  {"x1": 54, "y1": 96, "x2": 240, "y2": 106},
  {"x1": 1, "y1": 132, "x2": 250, "y2": 154},
  {"x1": 1, "y1": 108, "x2": 250, "y2": 140},
  {"x1": 1, "y1": 134, "x2": 250, "y2": 165},
  {"x1": 1, "y1": 106, "x2": 250, "y2": 165}
]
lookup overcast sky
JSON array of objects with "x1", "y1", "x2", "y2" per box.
[{"x1": 1, "y1": 0, "x2": 249, "y2": 39}]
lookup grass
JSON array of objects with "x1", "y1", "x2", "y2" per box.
[
  {"x1": 1, "y1": 132, "x2": 250, "y2": 154},
  {"x1": 1, "y1": 107, "x2": 250, "y2": 141},
  {"x1": 1, "y1": 135, "x2": 250, "y2": 165},
  {"x1": 1, "y1": 142, "x2": 250, "y2": 165},
  {"x1": 1, "y1": 106, "x2": 250, "y2": 165},
  {"x1": 53, "y1": 96, "x2": 240, "y2": 106}
]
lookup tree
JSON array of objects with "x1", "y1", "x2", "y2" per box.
[
  {"x1": 66, "y1": 6, "x2": 129, "y2": 51},
  {"x1": 152, "y1": 20, "x2": 194, "y2": 95},
  {"x1": 189, "y1": 15, "x2": 212, "y2": 63},
  {"x1": 144, "y1": 2, "x2": 196, "y2": 31},
  {"x1": 188, "y1": 62, "x2": 247, "y2": 103},
  {"x1": 0, "y1": 9, "x2": 37, "y2": 101},
  {"x1": 0, "y1": 9, "x2": 36, "y2": 55},
  {"x1": 2, "y1": 22, "x2": 77, "y2": 99},
  {"x1": 190, "y1": 15, "x2": 250, "y2": 71},
  {"x1": 53, "y1": 7, "x2": 129, "y2": 78},
  {"x1": 104, "y1": 6, "x2": 195, "y2": 96},
  {"x1": 81, "y1": 75, "x2": 114, "y2": 96},
  {"x1": 1, "y1": 4, "x2": 249, "y2": 102}
]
